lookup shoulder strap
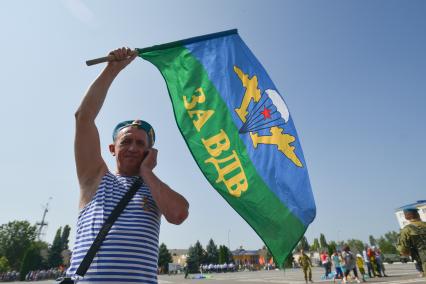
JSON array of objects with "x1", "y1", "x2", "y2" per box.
[{"x1": 75, "y1": 178, "x2": 143, "y2": 277}]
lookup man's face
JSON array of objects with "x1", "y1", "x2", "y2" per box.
[
  {"x1": 404, "y1": 211, "x2": 420, "y2": 221},
  {"x1": 109, "y1": 126, "x2": 149, "y2": 174}
]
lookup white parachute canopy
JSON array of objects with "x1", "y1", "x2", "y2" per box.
[{"x1": 265, "y1": 89, "x2": 289, "y2": 123}]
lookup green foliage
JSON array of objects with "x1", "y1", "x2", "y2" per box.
[
  {"x1": 206, "y1": 239, "x2": 219, "y2": 264},
  {"x1": 34, "y1": 241, "x2": 49, "y2": 264},
  {"x1": 0, "y1": 256, "x2": 10, "y2": 273},
  {"x1": 346, "y1": 239, "x2": 365, "y2": 254},
  {"x1": 0, "y1": 220, "x2": 37, "y2": 270},
  {"x1": 19, "y1": 242, "x2": 46, "y2": 280},
  {"x1": 218, "y1": 245, "x2": 232, "y2": 264},
  {"x1": 366, "y1": 231, "x2": 399, "y2": 254},
  {"x1": 186, "y1": 241, "x2": 206, "y2": 273},
  {"x1": 61, "y1": 225, "x2": 71, "y2": 250},
  {"x1": 377, "y1": 237, "x2": 398, "y2": 254},
  {"x1": 296, "y1": 236, "x2": 310, "y2": 251},
  {"x1": 320, "y1": 233, "x2": 328, "y2": 249},
  {"x1": 328, "y1": 241, "x2": 337, "y2": 256},
  {"x1": 384, "y1": 231, "x2": 399, "y2": 247},
  {"x1": 48, "y1": 227, "x2": 63, "y2": 268},
  {"x1": 369, "y1": 235, "x2": 377, "y2": 246},
  {"x1": 311, "y1": 238, "x2": 320, "y2": 252},
  {"x1": 158, "y1": 243, "x2": 173, "y2": 273}
]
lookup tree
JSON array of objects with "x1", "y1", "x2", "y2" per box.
[
  {"x1": 0, "y1": 221, "x2": 37, "y2": 270},
  {"x1": 158, "y1": 243, "x2": 172, "y2": 274},
  {"x1": 328, "y1": 241, "x2": 337, "y2": 256},
  {"x1": 0, "y1": 256, "x2": 10, "y2": 273},
  {"x1": 369, "y1": 235, "x2": 377, "y2": 246},
  {"x1": 296, "y1": 236, "x2": 310, "y2": 251},
  {"x1": 384, "y1": 231, "x2": 399, "y2": 247},
  {"x1": 346, "y1": 239, "x2": 364, "y2": 254},
  {"x1": 61, "y1": 225, "x2": 71, "y2": 250},
  {"x1": 48, "y1": 227, "x2": 63, "y2": 268},
  {"x1": 19, "y1": 242, "x2": 46, "y2": 280},
  {"x1": 319, "y1": 233, "x2": 328, "y2": 250},
  {"x1": 186, "y1": 241, "x2": 206, "y2": 273},
  {"x1": 311, "y1": 238, "x2": 320, "y2": 252},
  {"x1": 206, "y1": 239, "x2": 219, "y2": 264},
  {"x1": 377, "y1": 237, "x2": 398, "y2": 254},
  {"x1": 218, "y1": 245, "x2": 232, "y2": 264}
]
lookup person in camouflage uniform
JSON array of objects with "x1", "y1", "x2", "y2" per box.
[
  {"x1": 397, "y1": 207, "x2": 426, "y2": 278},
  {"x1": 298, "y1": 249, "x2": 313, "y2": 283}
]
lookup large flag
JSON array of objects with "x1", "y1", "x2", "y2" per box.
[{"x1": 138, "y1": 29, "x2": 315, "y2": 266}]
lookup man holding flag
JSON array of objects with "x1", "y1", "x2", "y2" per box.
[
  {"x1": 78, "y1": 29, "x2": 315, "y2": 281},
  {"x1": 67, "y1": 47, "x2": 189, "y2": 283}
]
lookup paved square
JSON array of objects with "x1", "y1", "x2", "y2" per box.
[
  {"x1": 158, "y1": 263, "x2": 424, "y2": 284},
  {"x1": 31, "y1": 263, "x2": 423, "y2": 284}
]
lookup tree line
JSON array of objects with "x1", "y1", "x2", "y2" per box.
[
  {"x1": 0, "y1": 220, "x2": 70, "y2": 280},
  {"x1": 1, "y1": 220, "x2": 401, "y2": 278},
  {"x1": 296, "y1": 231, "x2": 400, "y2": 256},
  {"x1": 158, "y1": 239, "x2": 233, "y2": 274}
]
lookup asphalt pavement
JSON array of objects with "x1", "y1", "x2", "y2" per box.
[{"x1": 23, "y1": 263, "x2": 424, "y2": 284}]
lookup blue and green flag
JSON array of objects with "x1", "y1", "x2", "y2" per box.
[{"x1": 138, "y1": 29, "x2": 315, "y2": 266}]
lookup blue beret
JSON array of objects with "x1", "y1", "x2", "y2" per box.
[
  {"x1": 403, "y1": 207, "x2": 419, "y2": 214},
  {"x1": 112, "y1": 120, "x2": 155, "y2": 146}
]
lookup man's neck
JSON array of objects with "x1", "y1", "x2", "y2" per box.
[{"x1": 116, "y1": 168, "x2": 139, "y2": 177}]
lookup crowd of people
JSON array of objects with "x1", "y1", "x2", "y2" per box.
[
  {"x1": 298, "y1": 245, "x2": 391, "y2": 284},
  {"x1": 320, "y1": 245, "x2": 388, "y2": 283},
  {"x1": 199, "y1": 263, "x2": 236, "y2": 273},
  {"x1": 0, "y1": 271, "x2": 18, "y2": 282},
  {"x1": 0, "y1": 268, "x2": 66, "y2": 282},
  {"x1": 24, "y1": 268, "x2": 65, "y2": 281}
]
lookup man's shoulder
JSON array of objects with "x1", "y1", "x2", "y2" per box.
[
  {"x1": 405, "y1": 221, "x2": 426, "y2": 232},
  {"x1": 412, "y1": 221, "x2": 426, "y2": 227},
  {"x1": 398, "y1": 227, "x2": 411, "y2": 247}
]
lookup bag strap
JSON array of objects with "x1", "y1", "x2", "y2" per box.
[{"x1": 75, "y1": 178, "x2": 143, "y2": 277}]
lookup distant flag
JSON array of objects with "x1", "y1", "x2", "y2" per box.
[{"x1": 138, "y1": 29, "x2": 315, "y2": 266}]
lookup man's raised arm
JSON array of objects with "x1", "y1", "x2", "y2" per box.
[
  {"x1": 139, "y1": 148, "x2": 189, "y2": 225},
  {"x1": 75, "y1": 47, "x2": 137, "y2": 208}
]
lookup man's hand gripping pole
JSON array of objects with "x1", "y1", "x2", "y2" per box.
[{"x1": 86, "y1": 49, "x2": 138, "y2": 66}]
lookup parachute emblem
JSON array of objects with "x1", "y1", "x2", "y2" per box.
[
  {"x1": 239, "y1": 89, "x2": 289, "y2": 133},
  {"x1": 233, "y1": 66, "x2": 303, "y2": 168}
]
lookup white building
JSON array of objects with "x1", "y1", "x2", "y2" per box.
[{"x1": 395, "y1": 200, "x2": 426, "y2": 228}]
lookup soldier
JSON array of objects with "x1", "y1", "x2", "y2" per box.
[
  {"x1": 397, "y1": 207, "x2": 426, "y2": 278},
  {"x1": 298, "y1": 249, "x2": 313, "y2": 283},
  {"x1": 184, "y1": 263, "x2": 189, "y2": 279}
]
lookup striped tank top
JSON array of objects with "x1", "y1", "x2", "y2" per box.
[{"x1": 67, "y1": 172, "x2": 161, "y2": 284}]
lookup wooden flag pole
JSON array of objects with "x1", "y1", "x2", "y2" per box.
[
  {"x1": 86, "y1": 55, "x2": 114, "y2": 66},
  {"x1": 86, "y1": 49, "x2": 138, "y2": 66}
]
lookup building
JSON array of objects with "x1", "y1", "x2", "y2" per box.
[
  {"x1": 395, "y1": 200, "x2": 426, "y2": 228},
  {"x1": 169, "y1": 249, "x2": 188, "y2": 266},
  {"x1": 231, "y1": 247, "x2": 262, "y2": 269}
]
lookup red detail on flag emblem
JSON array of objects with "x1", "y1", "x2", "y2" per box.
[{"x1": 261, "y1": 106, "x2": 272, "y2": 120}]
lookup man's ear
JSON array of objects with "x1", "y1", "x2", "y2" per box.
[{"x1": 109, "y1": 144, "x2": 116, "y2": 156}]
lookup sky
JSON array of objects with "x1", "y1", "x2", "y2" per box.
[{"x1": 0, "y1": 0, "x2": 425, "y2": 251}]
